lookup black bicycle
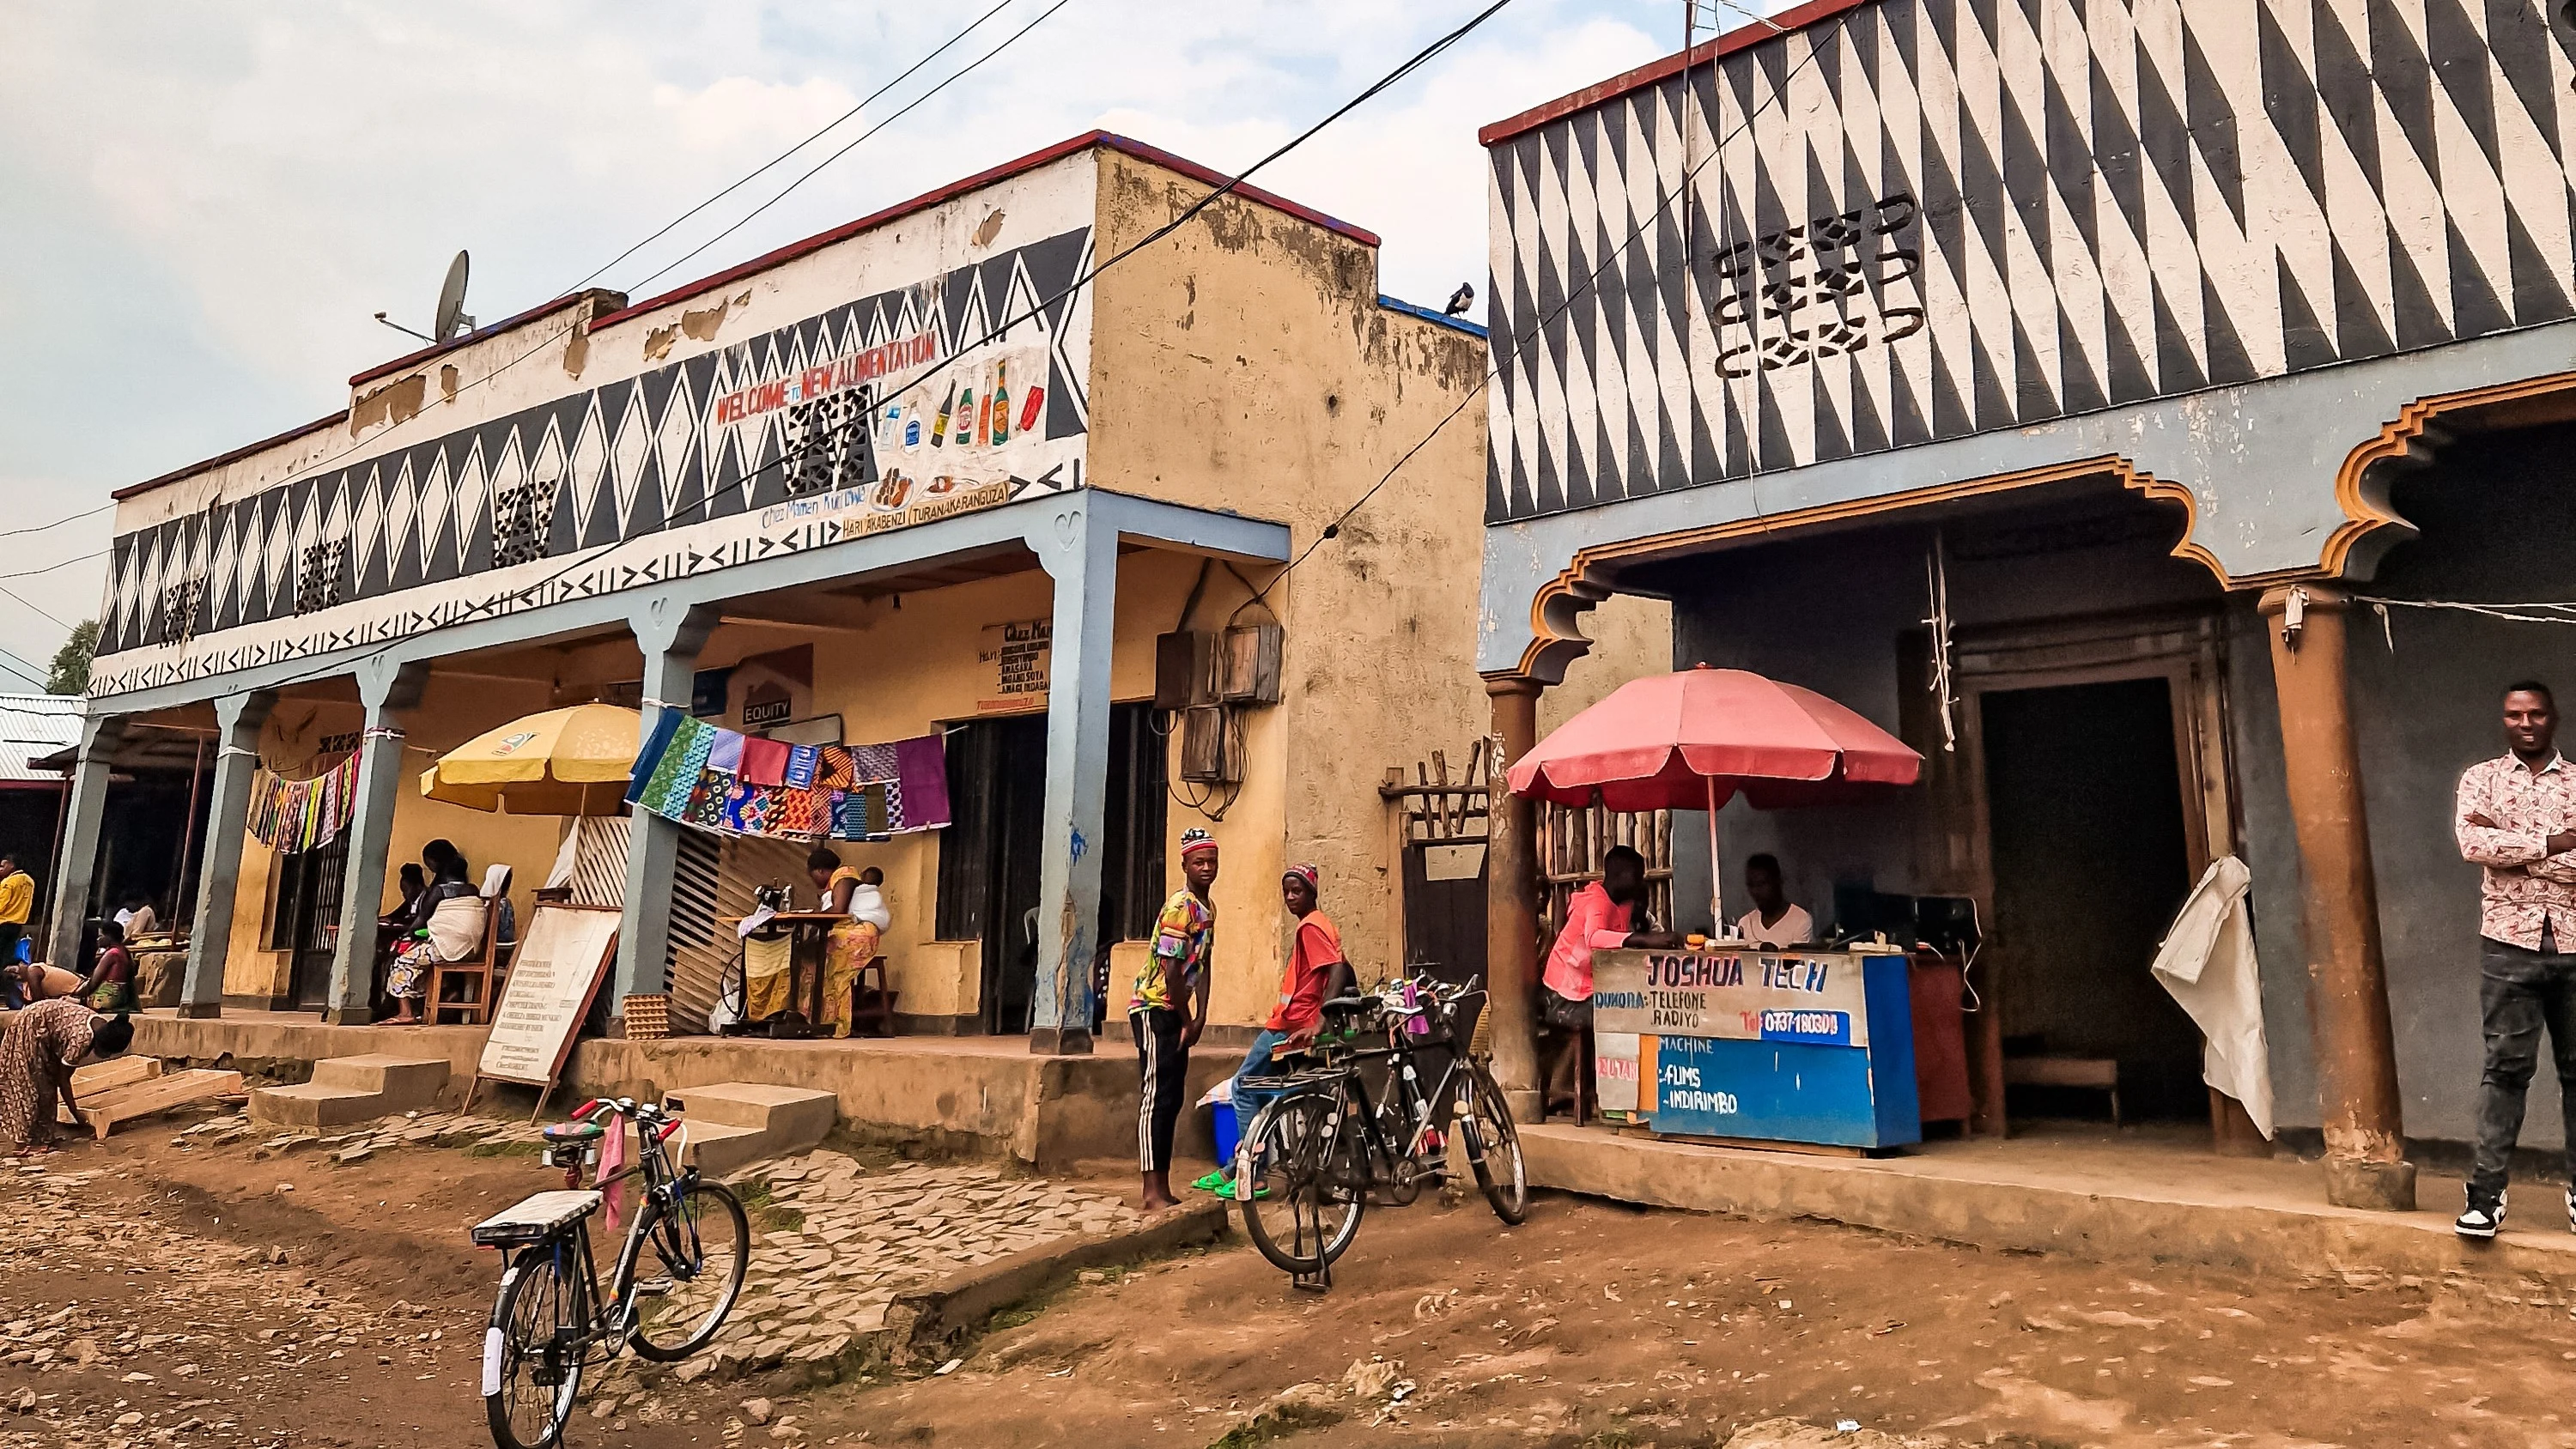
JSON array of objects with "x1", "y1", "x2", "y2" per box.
[
  {"x1": 471, "y1": 1096, "x2": 750, "y2": 1449},
  {"x1": 1232, "y1": 973, "x2": 1528, "y2": 1281}
]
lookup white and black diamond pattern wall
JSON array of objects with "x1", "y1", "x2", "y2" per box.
[
  {"x1": 1485, "y1": 0, "x2": 2576, "y2": 523},
  {"x1": 99, "y1": 227, "x2": 1093, "y2": 658}
]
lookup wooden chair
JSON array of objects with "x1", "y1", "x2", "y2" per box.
[
  {"x1": 428, "y1": 901, "x2": 505, "y2": 1027},
  {"x1": 848, "y1": 955, "x2": 898, "y2": 1038}
]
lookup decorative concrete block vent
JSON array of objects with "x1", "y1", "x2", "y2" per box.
[{"x1": 246, "y1": 1055, "x2": 450, "y2": 1131}]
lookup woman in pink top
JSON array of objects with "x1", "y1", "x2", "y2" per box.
[{"x1": 1540, "y1": 846, "x2": 1676, "y2": 1116}]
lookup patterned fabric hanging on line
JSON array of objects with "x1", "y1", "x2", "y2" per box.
[
  {"x1": 246, "y1": 753, "x2": 361, "y2": 853},
  {"x1": 623, "y1": 715, "x2": 951, "y2": 843}
]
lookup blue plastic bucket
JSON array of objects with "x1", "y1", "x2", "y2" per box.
[{"x1": 1212, "y1": 1099, "x2": 1242, "y2": 1166}]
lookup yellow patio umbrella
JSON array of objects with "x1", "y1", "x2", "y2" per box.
[{"x1": 419, "y1": 703, "x2": 642, "y2": 815}]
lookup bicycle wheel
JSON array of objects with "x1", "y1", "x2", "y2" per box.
[
  {"x1": 1236, "y1": 1089, "x2": 1367, "y2": 1275},
  {"x1": 1461, "y1": 1069, "x2": 1529, "y2": 1225},
  {"x1": 627, "y1": 1179, "x2": 750, "y2": 1361},
  {"x1": 484, "y1": 1245, "x2": 584, "y2": 1449}
]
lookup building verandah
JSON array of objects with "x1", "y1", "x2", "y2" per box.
[{"x1": 64, "y1": 487, "x2": 1286, "y2": 1054}]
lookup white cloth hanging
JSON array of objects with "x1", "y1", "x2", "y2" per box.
[{"x1": 2149, "y1": 855, "x2": 2275, "y2": 1138}]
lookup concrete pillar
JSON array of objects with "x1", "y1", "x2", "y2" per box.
[
  {"x1": 179, "y1": 689, "x2": 276, "y2": 1018},
  {"x1": 1485, "y1": 677, "x2": 1543, "y2": 1113},
  {"x1": 324, "y1": 658, "x2": 428, "y2": 1025},
  {"x1": 1026, "y1": 501, "x2": 1115, "y2": 1056},
  {"x1": 44, "y1": 714, "x2": 125, "y2": 969},
  {"x1": 2258, "y1": 583, "x2": 2415, "y2": 1211},
  {"x1": 612, "y1": 599, "x2": 718, "y2": 1031}
]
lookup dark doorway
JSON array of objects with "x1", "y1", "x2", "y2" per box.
[
  {"x1": 1979, "y1": 676, "x2": 2203, "y2": 1121},
  {"x1": 940, "y1": 703, "x2": 1163, "y2": 1034},
  {"x1": 274, "y1": 832, "x2": 352, "y2": 1011}
]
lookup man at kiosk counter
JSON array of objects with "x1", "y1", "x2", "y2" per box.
[
  {"x1": 1735, "y1": 854, "x2": 1815, "y2": 948},
  {"x1": 1540, "y1": 845, "x2": 1678, "y2": 1118}
]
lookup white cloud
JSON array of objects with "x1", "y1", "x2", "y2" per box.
[{"x1": 0, "y1": 0, "x2": 1682, "y2": 673}]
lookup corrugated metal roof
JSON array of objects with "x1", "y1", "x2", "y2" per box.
[{"x1": 0, "y1": 694, "x2": 83, "y2": 787}]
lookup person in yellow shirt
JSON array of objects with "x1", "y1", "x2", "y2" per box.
[{"x1": 0, "y1": 853, "x2": 33, "y2": 973}]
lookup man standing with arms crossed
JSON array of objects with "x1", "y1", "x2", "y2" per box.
[
  {"x1": 2455, "y1": 681, "x2": 2576, "y2": 1238},
  {"x1": 1133, "y1": 828, "x2": 1218, "y2": 1211}
]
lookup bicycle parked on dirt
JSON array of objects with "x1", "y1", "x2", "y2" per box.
[
  {"x1": 471, "y1": 1095, "x2": 750, "y2": 1449},
  {"x1": 1232, "y1": 972, "x2": 1528, "y2": 1283}
]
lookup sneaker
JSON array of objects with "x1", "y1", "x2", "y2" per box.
[{"x1": 2456, "y1": 1190, "x2": 2506, "y2": 1240}]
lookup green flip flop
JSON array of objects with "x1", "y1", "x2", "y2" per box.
[
  {"x1": 1213, "y1": 1179, "x2": 1271, "y2": 1202},
  {"x1": 1188, "y1": 1170, "x2": 1230, "y2": 1192}
]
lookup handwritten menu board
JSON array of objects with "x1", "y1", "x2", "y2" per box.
[{"x1": 477, "y1": 905, "x2": 620, "y2": 1089}]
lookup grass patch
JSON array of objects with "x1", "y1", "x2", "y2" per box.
[
  {"x1": 465, "y1": 1139, "x2": 544, "y2": 1159},
  {"x1": 733, "y1": 1178, "x2": 806, "y2": 1234}
]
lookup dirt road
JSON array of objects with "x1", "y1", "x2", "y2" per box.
[{"x1": 1, "y1": 1122, "x2": 2568, "y2": 1448}]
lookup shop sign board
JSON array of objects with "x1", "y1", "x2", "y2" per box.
[
  {"x1": 1591, "y1": 949, "x2": 1872, "y2": 1047},
  {"x1": 977, "y1": 618, "x2": 1051, "y2": 712}
]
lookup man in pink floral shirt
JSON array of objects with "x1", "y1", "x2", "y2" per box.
[{"x1": 2452, "y1": 681, "x2": 2576, "y2": 1238}]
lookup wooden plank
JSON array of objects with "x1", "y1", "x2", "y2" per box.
[
  {"x1": 71, "y1": 1056, "x2": 161, "y2": 1099},
  {"x1": 77, "y1": 1069, "x2": 245, "y2": 1140}
]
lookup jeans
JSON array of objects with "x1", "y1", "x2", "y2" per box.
[
  {"x1": 1230, "y1": 1028, "x2": 1294, "y2": 1130},
  {"x1": 2472, "y1": 937, "x2": 2576, "y2": 1204}
]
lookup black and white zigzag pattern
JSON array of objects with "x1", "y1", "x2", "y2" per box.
[
  {"x1": 100, "y1": 227, "x2": 1094, "y2": 658},
  {"x1": 1486, "y1": 0, "x2": 2576, "y2": 523}
]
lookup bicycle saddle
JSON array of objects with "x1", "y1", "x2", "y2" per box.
[{"x1": 540, "y1": 1121, "x2": 606, "y2": 1143}]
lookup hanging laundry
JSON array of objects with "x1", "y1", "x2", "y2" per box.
[
  {"x1": 706, "y1": 730, "x2": 745, "y2": 774},
  {"x1": 784, "y1": 744, "x2": 820, "y2": 790},
  {"x1": 738, "y1": 735, "x2": 791, "y2": 787},
  {"x1": 246, "y1": 752, "x2": 362, "y2": 853}
]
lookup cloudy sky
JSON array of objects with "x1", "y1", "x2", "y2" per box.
[{"x1": 0, "y1": 0, "x2": 1704, "y2": 687}]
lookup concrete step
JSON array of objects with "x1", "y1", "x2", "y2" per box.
[
  {"x1": 670, "y1": 1083, "x2": 836, "y2": 1176},
  {"x1": 249, "y1": 1055, "x2": 451, "y2": 1131}
]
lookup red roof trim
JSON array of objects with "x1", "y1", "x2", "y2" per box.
[
  {"x1": 347, "y1": 290, "x2": 622, "y2": 389},
  {"x1": 1478, "y1": 0, "x2": 1870, "y2": 146},
  {"x1": 590, "y1": 130, "x2": 1379, "y2": 330},
  {"x1": 112, "y1": 410, "x2": 350, "y2": 501}
]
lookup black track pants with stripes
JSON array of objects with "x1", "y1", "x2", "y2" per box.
[{"x1": 1129, "y1": 1006, "x2": 1189, "y2": 1174}]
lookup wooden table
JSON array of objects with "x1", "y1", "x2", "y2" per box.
[{"x1": 720, "y1": 911, "x2": 845, "y2": 1027}]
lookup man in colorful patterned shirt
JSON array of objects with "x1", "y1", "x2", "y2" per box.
[
  {"x1": 2454, "y1": 680, "x2": 2576, "y2": 1238},
  {"x1": 1132, "y1": 828, "x2": 1218, "y2": 1210}
]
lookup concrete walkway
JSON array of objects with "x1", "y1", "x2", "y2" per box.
[{"x1": 1526, "y1": 1120, "x2": 2576, "y2": 1304}]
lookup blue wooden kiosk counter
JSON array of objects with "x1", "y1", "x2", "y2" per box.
[{"x1": 1589, "y1": 946, "x2": 1921, "y2": 1150}]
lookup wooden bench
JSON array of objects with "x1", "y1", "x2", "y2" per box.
[{"x1": 2002, "y1": 1055, "x2": 2122, "y2": 1125}]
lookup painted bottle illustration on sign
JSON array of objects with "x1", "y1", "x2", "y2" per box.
[
  {"x1": 902, "y1": 403, "x2": 922, "y2": 451},
  {"x1": 1018, "y1": 379, "x2": 1043, "y2": 436},
  {"x1": 955, "y1": 381, "x2": 976, "y2": 450},
  {"x1": 971, "y1": 372, "x2": 992, "y2": 449},
  {"x1": 989, "y1": 361, "x2": 1011, "y2": 446},
  {"x1": 931, "y1": 385, "x2": 956, "y2": 447}
]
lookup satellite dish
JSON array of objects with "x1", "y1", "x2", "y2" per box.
[{"x1": 433, "y1": 251, "x2": 474, "y2": 341}]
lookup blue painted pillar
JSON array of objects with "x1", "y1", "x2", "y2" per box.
[
  {"x1": 324, "y1": 658, "x2": 428, "y2": 1024},
  {"x1": 179, "y1": 689, "x2": 276, "y2": 1018},
  {"x1": 45, "y1": 714, "x2": 125, "y2": 969},
  {"x1": 613, "y1": 598, "x2": 718, "y2": 1031},
  {"x1": 1026, "y1": 501, "x2": 1116, "y2": 1056}
]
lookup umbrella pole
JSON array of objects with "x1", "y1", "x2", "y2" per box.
[{"x1": 1705, "y1": 774, "x2": 1724, "y2": 939}]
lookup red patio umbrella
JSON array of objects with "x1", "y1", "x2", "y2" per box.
[{"x1": 1505, "y1": 665, "x2": 1923, "y2": 933}]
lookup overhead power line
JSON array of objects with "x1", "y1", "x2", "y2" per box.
[{"x1": 222, "y1": 0, "x2": 1528, "y2": 703}]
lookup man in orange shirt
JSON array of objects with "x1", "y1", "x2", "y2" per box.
[
  {"x1": 1540, "y1": 845, "x2": 1676, "y2": 1117},
  {"x1": 1221, "y1": 865, "x2": 1350, "y2": 1137}
]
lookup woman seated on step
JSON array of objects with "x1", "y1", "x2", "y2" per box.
[{"x1": 384, "y1": 840, "x2": 483, "y2": 1025}]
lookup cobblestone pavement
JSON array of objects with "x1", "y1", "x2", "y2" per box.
[{"x1": 597, "y1": 1152, "x2": 1148, "y2": 1397}]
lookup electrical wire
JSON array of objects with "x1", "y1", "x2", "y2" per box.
[
  {"x1": 191, "y1": 0, "x2": 1533, "y2": 709},
  {"x1": 562, "y1": 0, "x2": 1024, "y2": 297},
  {"x1": 0, "y1": 503, "x2": 112, "y2": 542},
  {"x1": 0, "y1": 582, "x2": 75, "y2": 633},
  {"x1": 0, "y1": 549, "x2": 107, "y2": 582},
  {"x1": 616, "y1": 0, "x2": 1080, "y2": 298},
  {"x1": 0, "y1": 651, "x2": 50, "y2": 690},
  {"x1": 1252, "y1": 2, "x2": 1813, "y2": 609}
]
